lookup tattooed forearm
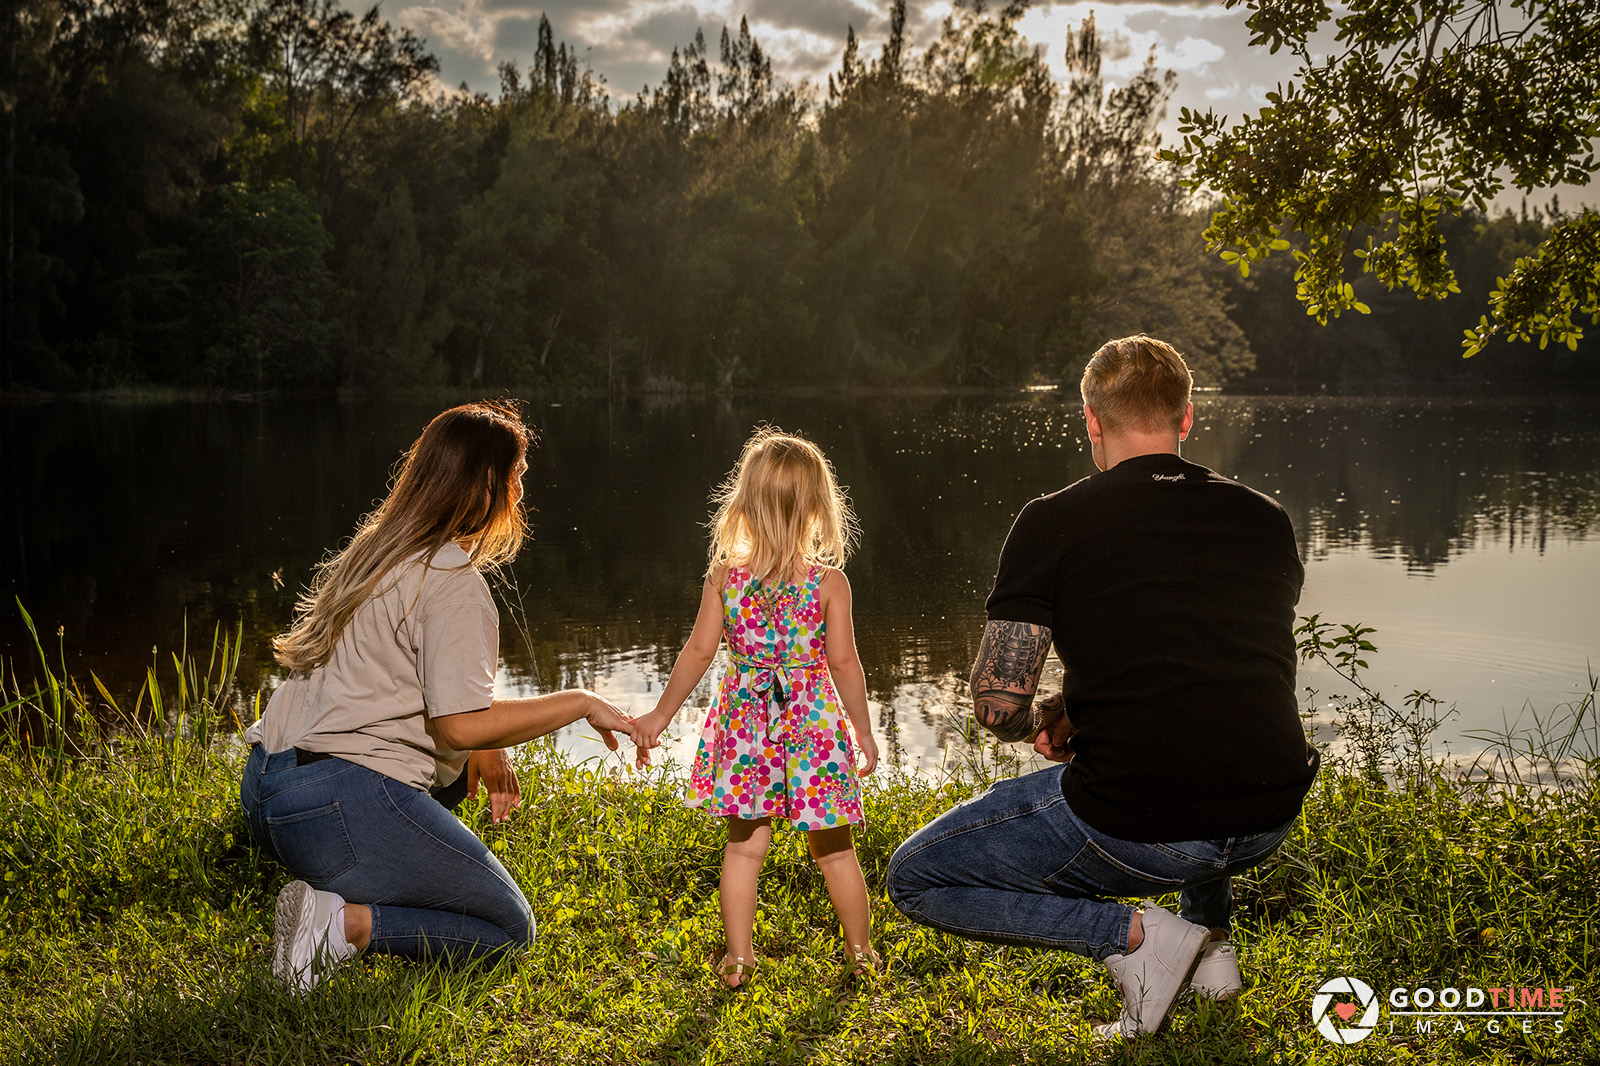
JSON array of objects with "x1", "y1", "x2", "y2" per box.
[
  {"x1": 974, "y1": 692, "x2": 1040, "y2": 743},
  {"x1": 970, "y1": 621, "x2": 1052, "y2": 743}
]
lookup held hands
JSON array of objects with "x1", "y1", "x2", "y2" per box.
[
  {"x1": 631, "y1": 706, "x2": 675, "y2": 770},
  {"x1": 466, "y1": 748, "x2": 523, "y2": 823},
  {"x1": 1031, "y1": 692, "x2": 1077, "y2": 763},
  {"x1": 583, "y1": 693, "x2": 652, "y2": 755}
]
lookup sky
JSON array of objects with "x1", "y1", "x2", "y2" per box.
[
  {"x1": 393, "y1": 0, "x2": 1288, "y2": 142},
  {"x1": 388, "y1": 0, "x2": 1589, "y2": 211}
]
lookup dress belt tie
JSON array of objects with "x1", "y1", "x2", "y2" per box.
[{"x1": 729, "y1": 652, "x2": 824, "y2": 742}]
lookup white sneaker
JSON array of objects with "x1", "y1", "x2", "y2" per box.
[
  {"x1": 1091, "y1": 902, "x2": 1209, "y2": 1039},
  {"x1": 1190, "y1": 938, "x2": 1242, "y2": 1000},
  {"x1": 272, "y1": 880, "x2": 353, "y2": 992}
]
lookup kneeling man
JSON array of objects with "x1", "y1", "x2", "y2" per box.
[{"x1": 887, "y1": 334, "x2": 1319, "y2": 1039}]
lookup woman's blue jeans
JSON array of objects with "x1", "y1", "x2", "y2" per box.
[
  {"x1": 239, "y1": 745, "x2": 534, "y2": 962},
  {"x1": 886, "y1": 765, "x2": 1294, "y2": 960}
]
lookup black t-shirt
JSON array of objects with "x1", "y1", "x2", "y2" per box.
[{"x1": 986, "y1": 452, "x2": 1319, "y2": 843}]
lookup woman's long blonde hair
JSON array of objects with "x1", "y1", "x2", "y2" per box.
[
  {"x1": 707, "y1": 427, "x2": 857, "y2": 584},
  {"x1": 273, "y1": 400, "x2": 531, "y2": 673}
]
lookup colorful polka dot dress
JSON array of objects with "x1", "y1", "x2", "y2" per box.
[{"x1": 687, "y1": 565, "x2": 864, "y2": 829}]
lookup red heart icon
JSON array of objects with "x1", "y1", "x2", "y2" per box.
[{"x1": 1334, "y1": 1002, "x2": 1359, "y2": 1022}]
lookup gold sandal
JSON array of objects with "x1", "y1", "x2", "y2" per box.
[
  {"x1": 846, "y1": 947, "x2": 882, "y2": 983},
  {"x1": 717, "y1": 953, "x2": 758, "y2": 990}
]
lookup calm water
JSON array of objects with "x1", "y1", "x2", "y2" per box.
[{"x1": 4, "y1": 393, "x2": 1597, "y2": 770}]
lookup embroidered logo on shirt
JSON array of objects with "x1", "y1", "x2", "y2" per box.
[{"x1": 1152, "y1": 473, "x2": 1186, "y2": 482}]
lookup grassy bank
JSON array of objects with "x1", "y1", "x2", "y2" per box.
[{"x1": 3, "y1": 626, "x2": 1596, "y2": 1064}]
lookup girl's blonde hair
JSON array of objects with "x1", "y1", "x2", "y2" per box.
[
  {"x1": 273, "y1": 400, "x2": 531, "y2": 673},
  {"x1": 708, "y1": 427, "x2": 857, "y2": 584}
]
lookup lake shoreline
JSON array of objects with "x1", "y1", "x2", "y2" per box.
[
  {"x1": 7, "y1": 377, "x2": 1600, "y2": 407},
  {"x1": 5, "y1": 394, "x2": 1596, "y2": 767}
]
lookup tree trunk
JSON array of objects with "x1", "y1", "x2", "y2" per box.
[{"x1": 538, "y1": 311, "x2": 562, "y2": 366}]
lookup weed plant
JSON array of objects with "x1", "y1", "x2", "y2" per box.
[{"x1": 2, "y1": 610, "x2": 1595, "y2": 1065}]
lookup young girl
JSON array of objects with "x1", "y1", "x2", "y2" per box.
[{"x1": 635, "y1": 427, "x2": 880, "y2": 987}]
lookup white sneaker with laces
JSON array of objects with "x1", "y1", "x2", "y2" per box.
[
  {"x1": 272, "y1": 880, "x2": 354, "y2": 992},
  {"x1": 1190, "y1": 938, "x2": 1242, "y2": 1000},
  {"x1": 1091, "y1": 902, "x2": 1209, "y2": 1040}
]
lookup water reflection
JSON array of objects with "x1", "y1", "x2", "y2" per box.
[{"x1": 3, "y1": 392, "x2": 1596, "y2": 767}]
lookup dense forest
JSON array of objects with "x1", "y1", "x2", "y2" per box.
[{"x1": 3, "y1": 0, "x2": 1593, "y2": 394}]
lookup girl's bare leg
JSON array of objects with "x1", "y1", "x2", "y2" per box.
[
  {"x1": 721, "y1": 816, "x2": 772, "y2": 984},
  {"x1": 809, "y1": 825, "x2": 872, "y2": 959}
]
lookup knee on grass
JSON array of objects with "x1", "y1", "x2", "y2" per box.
[
  {"x1": 509, "y1": 906, "x2": 537, "y2": 949},
  {"x1": 882, "y1": 841, "x2": 926, "y2": 917}
]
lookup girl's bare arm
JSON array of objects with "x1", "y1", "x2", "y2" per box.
[
  {"x1": 635, "y1": 570, "x2": 726, "y2": 755},
  {"x1": 821, "y1": 568, "x2": 878, "y2": 774}
]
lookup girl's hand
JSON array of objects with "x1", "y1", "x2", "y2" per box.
[
  {"x1": 466, "y1": 747, "x2": 522, "y2": 823},
  {"x1": 856, "y1": 732, "x2": 879, "y2": 777},
  {"x1": 632, "y1": 707, "x2": 673, "y2": 769}
]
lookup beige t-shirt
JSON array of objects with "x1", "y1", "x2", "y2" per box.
[{"x1": 249, "y1": 542, "x2": 498, "y2": 792}]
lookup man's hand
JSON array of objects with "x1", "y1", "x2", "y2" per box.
[
  {"x1": 969, "y1": 620, "x2": 1053, "y2": 743},
  {"x1": 466, "y1": 748, "x2": 522, "y2": 823},
  {"x1": 1031, "y1": 693, "x2": 1076, "y2": 762}
]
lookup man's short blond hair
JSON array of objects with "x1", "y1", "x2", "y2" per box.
[{"x1": 1079, "y1": 334, "x2": 1193, "y2": 433}]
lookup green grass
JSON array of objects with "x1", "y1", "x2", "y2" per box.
[{"x1": 3, "y1": 617, "x2": 1596, "y2": 1064}]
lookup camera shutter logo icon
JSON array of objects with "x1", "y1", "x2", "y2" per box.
[{"x1": 1313, "y1": 976, "x2": 1379, "y2": 1044}]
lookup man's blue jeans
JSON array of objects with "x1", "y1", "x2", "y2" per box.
[
  {"x1": 886, "y1": 765, "x2": 1295, "y2": 960},
  {"x1": 240, "y1": 746, "x2": 534, "y2": 961}
]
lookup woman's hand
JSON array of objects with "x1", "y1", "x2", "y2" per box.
[
  {"x1": 583, "y1": 694, "x2": 648, "y2": 754},
  {"x1": 856, "y1": 732, "x2": 879, "y2": 777},
  {"x1": 466, "y1": 748, "x2": 522, "y2": 823}
]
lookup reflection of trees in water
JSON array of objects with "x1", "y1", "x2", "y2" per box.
[
  {"x1": 1184, "y1": 397, "x2": 1600, "y2": 571},
  {"x1": 3, "y1": 395, "x2": 1596, "y2": 711}
]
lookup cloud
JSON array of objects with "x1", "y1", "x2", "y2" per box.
[
  {"x1": 1166, "y1": 35, "x2": 1226, "y2": 70},
  {"x1": 395, "y1": 0, "x2": 502, "y2": 89},
  {"x1": 397, "y1": 0, "x2": 495, "y2": 60},
  {"x1": 746, "y1": 0, "x2": 881, "y2": 40}
]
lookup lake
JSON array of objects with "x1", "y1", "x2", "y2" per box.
[{"x1": 3, "y1": 392, "x2": 1597, "y2": 773}]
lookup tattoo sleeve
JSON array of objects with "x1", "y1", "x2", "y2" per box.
[{"x1": 969, "y1": 620, "x2": 1052, "y2": 743}]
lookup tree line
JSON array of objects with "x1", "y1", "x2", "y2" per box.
[{"x1": 2, "y1": 0, "x2": 1591, "y2": 394}]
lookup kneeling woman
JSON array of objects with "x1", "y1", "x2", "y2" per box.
[{"x1": 240, "y1": 401, "x2": 641, "y2": 990}]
